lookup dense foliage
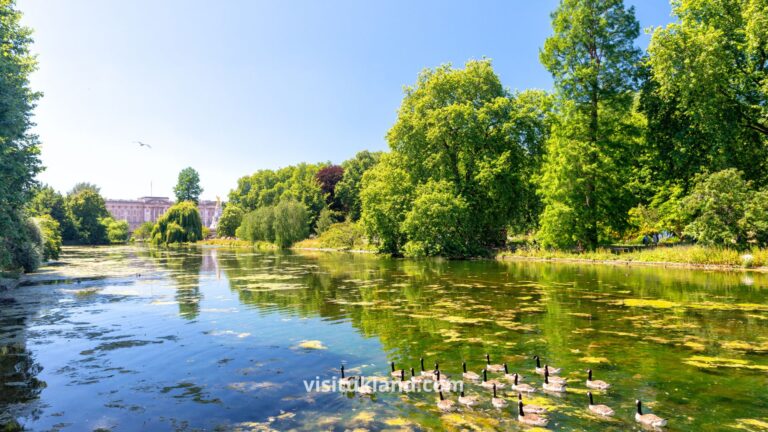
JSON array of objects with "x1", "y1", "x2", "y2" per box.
[
  {"x1": 174, "y1": 167, "x2": 203, "y2": 204},
  {"x1": 537, "y1": 0, "x2": 642, "y2": 249},
  {"x1": 236, "y1": 200, "x2": 309, "y2": 248},
  {"x1": 66, "y1": 189, "x2": 110, "y2": 245},
  {"x1": 335, "y1": 151, "x2": 382, "y2": 221},
  {"x1": 0, "y1": 0, "x2": 43, "y2": 272},
  {"x1": 104, "y1": 218, "x2": 130, "y2": 244},
  {"x1": 150, "y1": 201, "x2": 203, "y2": 245},
  {"x1": 33, "y1": 215, "x2": 62, "y2": 261},
  {"x1": 360, "y1": 60, "x2": 551, "y2": 256},
  {"x1": 217, "y1": 204, "x2": 244, "y2": 237}
]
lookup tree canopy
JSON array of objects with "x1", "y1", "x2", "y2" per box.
[{"x1": 174, "y1": 167, "x2": 203, "y2": 204}]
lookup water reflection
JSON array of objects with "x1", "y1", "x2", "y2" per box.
[{"x1": 1, "y1": 246, "x2": 767, "y2": 431}]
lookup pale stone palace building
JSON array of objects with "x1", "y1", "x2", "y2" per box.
[{"x1": 105, "y1": 196, "x2": 221, "y2": 230}]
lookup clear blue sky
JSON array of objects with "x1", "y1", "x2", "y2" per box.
[{"x1": 19, "y1": 0, "x2": 674, "y2": 201}]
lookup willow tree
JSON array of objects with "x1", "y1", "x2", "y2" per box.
[
  {"x1": 538, "y1": 0, "x2": 641, "y2": 249},
  {"x1": 151, "y1": 201, "x2": 203, "y2": 245}
]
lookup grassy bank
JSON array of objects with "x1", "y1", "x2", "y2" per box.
[
  {"x1": 498, "y1": 245, "x2": 768, "y2": 269},
  {"x1": 198, "y1": 239, "x2": 277, "y2": 250}
]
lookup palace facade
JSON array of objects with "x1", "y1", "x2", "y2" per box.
[{"x1": 105, "y1": 196, "x2": 221, "y2": 230}]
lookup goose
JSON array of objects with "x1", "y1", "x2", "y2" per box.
[
  {"x1": 534, "y1": 355, "x2": 561, "y2": 375},
  {"x1": 503, "y1": 363, "x2": 517, "y2": 382},
  {"x1": 356, "y1": 376, "x2": 373, "y2": 395},
  {"x1": 587, "y1": 391, "x2": 614, "y2": 417},
  {"x1": 420, "y1": 357, "x2": 434, "y2": 378},
  {"x1": 485, "y1": 353, "x2": 505, "y2": 373},
  {"x1": 480, "y1": 368, "x2": 505, "y2": 389},
  {"x1": 544, "y1": 364, "x2": 567, "y2": 385},
  {"x1": 491, "y1": 383, "x2": 508, "y2": 408},
  {"x1": 586, "y1": 369, "x2": 610, "y2": 390},
  {"x1": 398, "y1": 369, "x2": 414, "y2": 391},
  {"x1": 390, "y1": 361, "x2": 402, "y2": 379},
  {"x1": 434, "y1": 369, "x2": 451, "y2": 389},
  {"x1": 410, "y1": 367, "x2": 427, "y2": 384},
  {"x1": 339, "y1": 365, "x2": 355, "y2": 387},
  {"x1": 635, "y1": 400, "x2": 667, "y2": 427},
  {"x1": 518, "y1": 400, "x2": 549, "y2": 427},
  {"x1": 542, "y1": 366, "x2": 566, "y2": 393},
  {"x1": 434, "y1": 362, "x2": 450, "y2": 379},
  {"x1": 458, "y1": 390, "x2": 480, "y2": 407},
  {"x1": 518, "y1": 392, "x2": 547, "y2": 414},
  {"x1": 462, "y1": 361, "x2": 480, "y2": 381},
  {"x1": 436, "y1": 386, "x2": 455, "y2": 412},
  {"x1": 511, "y1": 373, "x2": 536, "y2": 393}
]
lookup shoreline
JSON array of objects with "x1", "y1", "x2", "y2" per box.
[{"x1": 495, "y1": 254, "x2": 768, "y2": 272}]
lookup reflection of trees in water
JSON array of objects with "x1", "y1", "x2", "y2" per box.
[
  {"x1": 139, "y1": 247, "x2": 204, "y2": 320},
  {"x1": 0, "y1": 300, "x2": 47, "y2": 428},
  {"x1": 213, "y1": 249, "x2": 768, "y2": 364}
]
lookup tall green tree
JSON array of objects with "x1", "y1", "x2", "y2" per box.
[
  {"x1": 384, "y1": 59, "x2": 543, "y2": 250},
  {"x1": 272, "y1": 200, "x2": 309, "y2": 248},
  {"x1": 216, "y1": 204, "x2": 244, "y2": 237},
  {"x1": 538, "y1": 0, "x2": 642, "y2": 249},
  {"x1": 67, "y1": 189, "x2": 110, "y2": 245},
  {"x1": 335, "y1": 151, "x2": 382, "y2": 220},
  {"x1": 0, "y1": 0, "x2": 43, "y2": 271},
  {"x1": 174, "y1": 167, "x2": 203, "y2": 204},
  {"x1": 646, "y1": 0, "x2": 768, "y2": 185}
]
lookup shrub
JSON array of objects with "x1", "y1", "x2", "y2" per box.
[
  {"x1": 273, "y1": 200, "x2": 310, "y2": 248},
  {"x1": 217, "y1": 204, "x2": 244, "y2": 237},
  {"x1": 313, "y1": 221, "x2": 367, "y2": 250},
  {"x1": 103, "y1": 217, "x2": 130, "y2": 244},
  {"x1": 315, "y1": 207, "x2": 341, "y2": 234},
  {"x1": 132, "y1": 222, "x2": 155, "y2": 242},
  {"x1": 33, "y1": 215, "x2": 62, "y2": 260},
  {"x1": 150, "y1": 201, "x2": 203, "y2": 245},
  {"x1": 237, "y1": 206, "x2": 276, "y2": 242},
  {"x1": 401, "y1": 180, "x2": 469, "y2": 257}
]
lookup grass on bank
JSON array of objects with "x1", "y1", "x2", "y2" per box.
[
  {"x1": 293, "y1": 221, "x2": 376, "y2": 252},
  {"x1": 198, "y1": 238, "x2": 277, "y2": 249},
  {"x1": 499, "y1": 245, "x2": 768, "y2": 268}
]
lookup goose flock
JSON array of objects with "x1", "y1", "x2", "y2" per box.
[{"x1": 340, "y1": 353, "x2": 668, "y2": 429}]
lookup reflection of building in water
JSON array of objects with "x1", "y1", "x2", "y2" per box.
[{"x1": 105, "y1": 196, "x2": 221, "y2": 230}]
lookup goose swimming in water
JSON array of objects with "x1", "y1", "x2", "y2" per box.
[
  {"x1": 434, "y1": 362, "x2": 450, "y2": 379},
  {"x1": 518, "y1": 392, "x2": 547, "y2": 414},
  {"x1": 635, "y1": 400, "x2": 667, "y2": 427},
  {"x1": 390, "y1": 361, "x2": 402, "y2": 378},
  {"x1": 462, "y1": 361, "x2": 480, "y2": 381},
  {"x1": 436, "y1": 386, "x2": 455, "y2": 411},
  {"x1": 485, "y1": 353, "x2": 505, "y2": 373},
  {"x1": 419, "y1": 358, "x2": 433, "y2": 377},
  {"x1": 533, "y1": 355, "x2": 561, "y2": 375},
  {"x1": 458, "y1": 390, "x2": 480, "y2": 407},
  {"x1": 503, "y1": 363, "x2": 517, "y2": 382},
  {"x1": 480, "y1": 368, "x2": 505, "y2": 389},
  {"x1": 410, "y1": 367, "x2": 427, "y2": 384},
  {"x1": 356, "y1": 376, "x2": 373, "y2": 395},
  {"x1": 587, "y1": 391, "x2": 614, "y2": 417},
  {"x1": 398, "y1": 369, "x2": 414, "y2": 391},
  {"x1": 586, "y1": 369, "x2": 610, "y2": 390},
  {"x1": 339, "y1": 365, "x2": 355, "y2": 387},
  {"x1": 434, "y1": 369, "x2": 451, "y2": 389},
  {"x1": 542, "y1": 366, "x2": 567, "y2": 393},
  {"x1": 491, "y1": 383, "x2": 508, "y2": 408},
  {"x1": 518, "y1": 400, "x2": 548, "y2": 427},
  {"x1": 511, "y1": 373, "x2": 536, "y2": 393}
]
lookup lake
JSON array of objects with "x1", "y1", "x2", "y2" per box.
[{"x1": 1, "y1": 246, "x2": 767, "y2": 431}]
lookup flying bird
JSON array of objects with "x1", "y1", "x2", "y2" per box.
[{"x1": 134, "y1": 141, "x2": 152, "y2": 149}]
